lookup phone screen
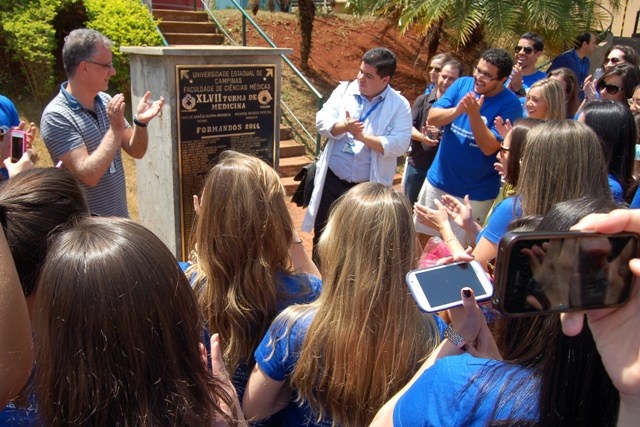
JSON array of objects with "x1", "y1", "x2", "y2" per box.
[
  {"x1": 11, "y1": 134, "x2": 24, "y2": 161},
  {"x1": 498, "y1": 234, "x2": 636, "y2": 314},
  {"x1": 413, "y1": 263, "x2": 490, "y2": 308}
]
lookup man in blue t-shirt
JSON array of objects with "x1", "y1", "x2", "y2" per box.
[
  {"x1": 414, "y1": 48, "x2": 523, "y2": 244},
  {"x1": 507, "y1": 32, "x2": 546, "y2": 104},
  {"x1": 547, "y1": 32, "x2": 597, "y2": 100}
]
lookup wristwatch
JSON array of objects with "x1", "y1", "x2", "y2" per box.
[{"x1": 444, "y1": 324, "x2": 466, "y2": 349}]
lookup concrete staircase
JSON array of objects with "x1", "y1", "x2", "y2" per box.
[{"x1": 153, "y1": 9, "x2": 225, "y2": 45}]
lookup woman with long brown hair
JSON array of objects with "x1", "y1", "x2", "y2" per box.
[
  {"x1": 34, "y1": 218, "x2": 243, "y2": 426},
  {"x1": 243, "y1": 183, "x2": 443, "y2": 426},
  {"x1": 185, "y1": 150, "x2": 320, "y2": 404}
]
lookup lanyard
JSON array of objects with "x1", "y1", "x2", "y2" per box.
[{"x1": 358, "y1": 96, "x2": 383, "y2": 123}]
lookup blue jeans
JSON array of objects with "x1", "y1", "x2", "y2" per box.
[{"x1": 404, "y1": 163, "x2": 428, "y2": 205}]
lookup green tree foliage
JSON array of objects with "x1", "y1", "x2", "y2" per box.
[
  {"x1": 0, "y1": 0, "x2": 71, "y2": 102},
  {"x1": 84, "y1": 0, "x2": 162, "y2": 95},
  {"x1": 0, "y1": 0, "x2": 161, "y2": 102},
  {"x1": 347, "y1": 0, "x2": 620, "y2": 58}
]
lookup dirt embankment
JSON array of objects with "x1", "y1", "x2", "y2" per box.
[{"x1": 222, "y1": 12, "x2": 432, "y2": 103}]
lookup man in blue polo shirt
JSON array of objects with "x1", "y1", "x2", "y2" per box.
[
  {"x1": 41, "y1": 28, "x2": 164, "y2": 217},
  {"x1": 547, "y1": 32, "x2": 597, "y2": 100},
  {"x1": 414, "y1": 48, "x2": 523, "y2": 244}
]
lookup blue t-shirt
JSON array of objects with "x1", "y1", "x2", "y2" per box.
[
  {"x1": 476, "y1": 196, "x2": 522, "y2": 245},
  {"x1": 427, "y1": 77, "x2": 523, "y2": 200},
  {"x1": 393, "y1": 353, "x2": 540, "y2": 426},
  {"x1": 608, "y1": 174, "x2": 624, "y2": 203},
  {"x1": 255, "y1": 313, "x2": 447, "y2": 426},
  {"x1": 179, "y1": 262, "x2": 322, "y2": 406},
  {"x1": 631, "y1": 187, "x2": 640, "y2": 209}
]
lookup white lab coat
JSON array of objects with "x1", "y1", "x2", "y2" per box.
[{"x1": 302, "y1": 81, "x2": 412, "y2": 232}]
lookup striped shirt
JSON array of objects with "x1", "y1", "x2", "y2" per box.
[{"x1": 41, "y1": 83, "x2": 129, "y2": 217}]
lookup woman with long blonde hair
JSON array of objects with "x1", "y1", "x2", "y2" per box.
[
  {"x1": 184, "y1": 150, "x2": 320, "y2": 403},
  {"x1": 242, "y1": 183, "x2": 443, "y2": 426},
  {"x1": 524, "y1": 78, "x2": 565, "y2": 120}
]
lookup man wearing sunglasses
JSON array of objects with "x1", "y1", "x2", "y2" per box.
[
  {"x1": 41, "y1": 28, "x2": 164, "y2": 218},
  {"x1": 547, "y1": 32, "x2": 597, "y2": 100},
  {"x1": 414, "y1": 48, "x2": 523, "y2": 244},
  {"x1": 507, "y1": 32, "x2": 546, "y2": 100}
]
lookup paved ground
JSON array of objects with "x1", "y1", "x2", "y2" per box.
[{"x1": 286, "y1": 197, "x2": 314, "y2": 256}]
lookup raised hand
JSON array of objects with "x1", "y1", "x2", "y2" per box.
[{"x1": 135, "y1": 91, "x2": 164, "y2": 124}]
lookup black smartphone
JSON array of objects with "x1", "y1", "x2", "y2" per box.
[
  {"x1": 406, "y1": 261, "x2": 493, "y2": 313},
  {"x1": 493, "y1": 231, "x2": 638, "y2": 316}
]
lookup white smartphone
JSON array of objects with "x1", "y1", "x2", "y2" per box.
[
  {"x1": 405, "y1": 261, "x2": 493, "y2": 313},
  {"x1": 9, "y1": 129, "x2": 26, "y2": 162}
]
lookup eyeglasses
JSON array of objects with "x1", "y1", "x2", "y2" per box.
[
  {"x1": 597, "y1": 81, "x2": 623, "y2": 95},
  {"x1": 499, "y1": 144, "x2": 510, "y2": 153},
  {"x1": 429, "y1": 66, "x2": 441, "y2": 73},
  {"x1": 605, "y1": 57, "x2": 623, "y2": 65},
  {"x1": 474, "y1": 67, "x2": 498, "y2": 81},
  {"x1": 85, "y1": 60, "x2": 114, "y2": 69},
  {"x1": 514, "y1": 46, "x2": 534, "y2": 55}
]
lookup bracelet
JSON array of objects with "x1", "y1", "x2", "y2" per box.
[
  {"x1": 445, "y1": 237, "x2": 457, "y2": 244},
  {"x1": 133, "y1": 116, "x2": 148, "y2": 128},
  {"x1": 444, "y1": 324, "x2": 467, "y2": 349}
]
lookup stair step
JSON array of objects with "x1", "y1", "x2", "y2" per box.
[
  {"x1": 280, "y1": 139, "x2": 306, "y2": 158},
  {"x1": 278, "y1": 155, "x2": 312, "y2": 178},
  {"x1": 281, "y1": 175, "x2": 300, "y2": 196},
  {"x1": 279, "y1": 126, "x2": 293, "y2": 141},
  {"x1": 153, "y1": 9, "x2": 210, "y2": 22},
  {"x1": 163, "y1": 33, "x2": 225, "y2": 45},
  {"x1": 158, "y1": 21, "x2": 218, "y2": 34}
]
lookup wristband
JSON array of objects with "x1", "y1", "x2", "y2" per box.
[
  {"x1": 133, "y1": 116, "x2": 148, "y2": 128},
  {"x1": 444, "y1": 324, "x2": 466, "y2": 349}
]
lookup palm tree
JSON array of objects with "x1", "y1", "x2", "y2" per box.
[{"x1": 348, "y1": 0, "x2": 620, "y2": 59}]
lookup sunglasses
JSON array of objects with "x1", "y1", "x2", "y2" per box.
[
  {"x1": 597, "y1": 82, "x2": 623, "y2": 95},
  {"x1": 514, "y1": 46, "x2": 534, "y2": 54},
  {"x1": 605, "y1": 57, "x2": 623, "y2": 65},
  {"x1": 499, "y1": 144, "x2": 510, "y2": 153},
  {"x1": 429, "y1": 66, "x2": 441, "y2": 73}
]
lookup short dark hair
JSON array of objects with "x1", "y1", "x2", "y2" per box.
[
  {"x1": 481, "y1": 48, "x2": 513, "y2": 79},
  {"x1": 520, "y1": 32, "x2": 544, "y2": 52},
  {"x1": 441, "y1": 59, "x2": 463, "y2": 76},
  {"x1": 574, "y1": 32, "x2": 593, "y2": 50},
  {"x1": 362, "y1": 47, "x2": 397, "y2": 79}
]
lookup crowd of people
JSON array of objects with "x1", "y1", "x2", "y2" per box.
[{"x1": 1, "y1": 26, "x2": 640, "y2": 427}]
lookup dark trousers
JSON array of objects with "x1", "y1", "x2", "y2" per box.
[{"x1": 312, "y1": 168, "x2": 359, "y2": 265}]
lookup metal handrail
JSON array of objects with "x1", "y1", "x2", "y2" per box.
[{"x1": 203, "y1": 0, "x2": 324, "y2": 155}]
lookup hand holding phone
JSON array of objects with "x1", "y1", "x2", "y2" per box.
[
  {"x1": 8, "y1": 129, "x2": 26, "y2": 163},
  {"x1": 405, "y1": 260, "x2": 493, "y2": 313},
  {"x1": 493, "y1": 231, "x2": 638, "y2": 315}
]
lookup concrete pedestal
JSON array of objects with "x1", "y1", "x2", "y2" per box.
[{"x1": 121, "y1": 46, "x2": 292, "y2": 259}]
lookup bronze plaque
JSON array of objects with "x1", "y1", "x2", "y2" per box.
[{"x1": 176, "y1": 64, "x2": 278, "y2": 260}]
